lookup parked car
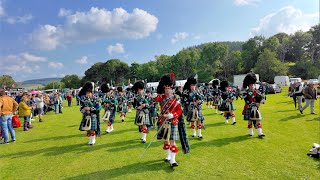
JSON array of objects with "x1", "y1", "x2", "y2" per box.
[{"x1": 267, "y1": 84, "x2": 282, "y2": 94}]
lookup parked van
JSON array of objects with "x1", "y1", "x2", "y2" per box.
[
  {"x1": 274, "y1": 76, "x2": 290, "y2": 86},
  {"x1": 289, "y1": 77, "x2": 302, "y2": 84}
]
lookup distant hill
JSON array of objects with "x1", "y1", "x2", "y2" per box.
[{"x1": 22, "y1": 78, "x2": 63, "y2": 86}]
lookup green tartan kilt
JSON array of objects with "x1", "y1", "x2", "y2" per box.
[
  {"x1": 80, "y1": 114, "x2": 98, "y2": 131},
  {"x1": 134, "y1": 109, "x2": 150, "y2": 125},
  {"x1": 157, "y1": 122, "x2": 179, "y2": 141},
  {"x1": 243, "y1": 107, "x2": 263, "y2": 121}
]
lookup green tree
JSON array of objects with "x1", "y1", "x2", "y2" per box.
[
  {"x1": 44, "y1": 81, "x2": 65, "y2": 90},
  {"x1": 82, "y1": 62, "x2": 104, "y2": 84},
  {"x1": 222, "y1": 50, "x2": 243, "y2": 79},
  {"x1": 264, "y1": 36, "x2": 280, "y2": 52},
  {"x1": 129, "y1": 62, "x2": 140, "y2": 81},
  {"x1": 172, "y1": 48, "x2": 200, "y2": 79},
  {"x1": 100, "y1": 59, "x2": 130, "y2": 85},
  {"x1": 241, "y1": 36, "x2": 265, "y2": 72},
  {"x1": 61, "y1": 74, "x2": 81, "y2": 88},
  {"x1": 287, "y1": 31, "x2": 311, "y2": 62},
  {"x1": 136, "y1": 61, "x2": 159, "y2": 82},
  {"x1": 155, "y1": 55, "x2": 174, "y2": 76},
  {"x1": 254, "y1": 49, "x2": 288, "y2": 83},
  {"x1": 0, "y1": 75, "x2": 17, "y2": 88},
  {"x1": 306, "y1": 24, "x2": 320, "y2": 64},
  {"x1": 198, "y1": 42, "x2": 229, "y2": 82},
  {"x1": 289, "y1": 60, "x2": 320, "y2": 79}
]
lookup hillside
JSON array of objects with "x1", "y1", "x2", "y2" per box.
[{"x1": 22, "y1": 78, "x2": 62, "y2": 86}]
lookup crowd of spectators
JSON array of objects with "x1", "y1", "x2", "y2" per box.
[{"x1": 0, "y1": 89, "x2": 75, "y2": 144}]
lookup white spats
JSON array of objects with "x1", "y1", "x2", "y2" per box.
[
  {"x1": 141, "y1": 133, "x2": 147, "y2": 143},
  {"x1": 88, "y1": 136, "x2": 95, "y2": 145},
  {"x1": 258, "y1": 128, "x2": 265, "y2": 137},
  {"x1": 165, "y1": 149, "x2": 171, "y2": 161},
  {"x1": 192, "y1": 128, "x2": 196, "y2": 137},
  {"x1": 198, "y1": 129, "x2": 202, "y2": 138},
  {"x1": 249, "y1": 128, "x2": 254, "y2": 136},
  {"x1": 170, "y1": 152, "x2": 178, "y2": 166}
]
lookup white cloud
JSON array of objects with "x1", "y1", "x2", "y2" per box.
[
  {"x1": 0, "y1": 54, "x2": 38, "y2": 75},
  {"x1": 234, "y1": 0, "x2": 260, "y2": 6},
  {"x1": 75, "y1": 56, "x2": 88, "y2": 64},
  {"x1": 250, "y1": 6, "x2": 318, "y2": 37},
  {"x1": 0, "y1": 52, "x2": 47, "y2": 76},
  {"x1": 6, "y1": 14, "x2": 33, "y2": 24},
  {"x1": 48, "y1": 62, "x2": 64, "y2": 69},
  {"x1": 29, "y1": 24, "x2": 60, "y2": 50},
  {"x1": 194, "y1": 35, "x2": 201, "y2": 40},
  {"x1": 21, "y1": 52, "x2": 47, "y2": 62},
  {"x1": 30, "y1": 7, "x2": 158, "y2": 50},
  {"x1": 107, "y1": 43, "x2": 125, "y2": 55},
  {"x1": 156, "y1": 34, "x2": 163, "y2": 40},
  {"x1": 0, "y1": 1, "x2": 4, "y2": 17},
  {"x1": 171, "y1": 32, "x2": 189, "y2": 44},
  {"x1": 58, "y1": 8, "x2": 72, "y2": 17}
]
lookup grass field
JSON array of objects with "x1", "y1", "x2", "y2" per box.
[{"x1": 1, "y1": 88, "x2": 319, "y2": 180}]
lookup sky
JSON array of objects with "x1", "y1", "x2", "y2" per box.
[{"x1": 0, "y1": 0, "x2": 318, "y2": 82}]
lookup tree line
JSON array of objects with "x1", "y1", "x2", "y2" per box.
[
  {"x1": 79, "y1": 24, "x2": 319, "y2": 86},
  {"x1": 1, "y1": 24, "x2": 319, "y2": 89}
]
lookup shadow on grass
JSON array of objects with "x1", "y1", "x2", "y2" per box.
[
  {"x1": 24, "y1": 133, "x2": 84, "y2": 143},
  {"x1": 2, "y1": 139, "x2": 143, "y2": 158},
  {"x1": 64, "y1": 159, "x2": 174, "y2": 180},
  {"x1": 204, "y1": 122, "x2": 226, "y2": 128},
  {"x1": 306, "y1": 116, "x2": 320, "y2": 122},
  {"x1": 276, "y1": 109, "x2": 297, "y2": 112},
  {"x1": 191, "y1": 135, "x2": 250, "y2": 149},
  {"x1": 101, "y1": 127, "x2": 137, "y2": 135},
  {"x1": 277, "y1": 101, "x2": 293, "y2": 104},
  {"x1": 279, "y1": 114, "x2": 304, "y2": 121}
]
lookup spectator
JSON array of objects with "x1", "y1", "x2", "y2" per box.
[
  {"x1": 66, "y1": 93, "x2": 72, "y2": 107},
  {"x1": 35, "y1": 94, "x2": 44, "y2": 122},
  {"x1": 18, "y1": 96, "x2": 33, "y2": 131},
  {"x1": 300, "y1": 82, "x2": 317, "y2": 114},
  {"x1": 0, "y1": 88, "x2": 18, "y2": 144},
  {"x1": 294, "y1": 82, "x2": 304, "y2": 110},
  {"x1": 53, "y1": 94, "x2": 60, "y2": 114},
  {"x1": 15, "y1": 92, "x2": 23, "y2": 104}
]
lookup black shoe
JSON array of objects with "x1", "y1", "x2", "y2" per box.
[
  {"x1": 232, "y1": 122, "x2": 237, "y2": 125},
  {"x1": 258, "y1": 134, "x2": 265, "y2": 138},
  {"x1": 0, "y1": 142, "x2": 9, "y2": 144},
  {"x1": 170, "y1": 162, "x2": 179, "y2": 167},
  {"x1": 11, "y1": 140, "x2": 16, "y2": 143},
  {"x1": 249, "y1": 134, "x2": 253, "y2": 136},
  {"x1": 191, "y1": 135, "x2": 195, "y2": 137},
  {"x1": 142, "y1": 140, "x2": 146, "y2": 143},
  {"x1": 299, "y1": 110, "x2": 303, "y2": 114},
  {"x1": 122, "y1": 119, "x2": 124, "y2": 122},
  {"x1": 164, "y1": 158, "x2": 170, "y2": 162},
  {"x1": 311, "y1": 113, "x2": 316, "y2": 114},
  {"x1": 198, "y1": 136, "x2": 203, "y2": 139}
]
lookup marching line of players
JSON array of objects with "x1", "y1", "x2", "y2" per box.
[{"x1": 79, "y1": 72, "x2": 266, "y2": 146}]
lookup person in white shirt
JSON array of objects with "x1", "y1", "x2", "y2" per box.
[
  {"x1": 294, "y1": 82, "x2": 304, "y2": 110},
  {"x1": 35, "y1": 94, "x2": 44, "y2": 122}
]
